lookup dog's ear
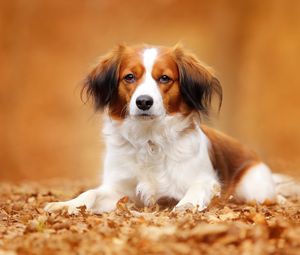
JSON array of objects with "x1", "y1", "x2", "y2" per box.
[
  {"x1": 82, "y1": 44, "x2": 126, "y2": 111},
  {"x1": 173, "y1": 45, "x2": 222, "y2": 116}
]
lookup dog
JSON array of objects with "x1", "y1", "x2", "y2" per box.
[{"x1": 45, "y1": 44, "x2": 280, "y2": 214}]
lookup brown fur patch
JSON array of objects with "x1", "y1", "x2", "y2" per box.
[
  {"x1": 152, "y1": 49, "x2": 191, "y2": 115},
  {"x1": 95, "y1": 45, "x2": 144, "y2": 120},
  {"x1": 201, "y1": 125, "x2": 261, "y2": 196},
  {"x1": 172, "y1": 45, "x2": 222, "y2": 116},
  {"x1": 109, "y1": 48, "x2": 145, "y2": 120}
]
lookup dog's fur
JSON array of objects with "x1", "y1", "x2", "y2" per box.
[{"x1": 45, "y1": 44, "x2": 277, "y2": 214}]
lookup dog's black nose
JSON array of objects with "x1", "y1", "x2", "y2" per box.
[{"x1": 136, "y1": 95, "x2": 153, "y2": 111}]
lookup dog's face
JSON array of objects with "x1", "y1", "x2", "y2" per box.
[{"x1": 83, "y1": 44, "x2": 222, "y2": 120}]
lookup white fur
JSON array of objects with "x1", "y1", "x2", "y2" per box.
[
  {"x1": 235, "y1": 163, "x2": 276, "y2": 203},
  {"x1": 129, "y1": 48, "x2": 165, "y2": 117}
]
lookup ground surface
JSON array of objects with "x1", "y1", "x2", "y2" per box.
[{"x1": 0, "y1": 180, "x2": 300, "y2": 255}]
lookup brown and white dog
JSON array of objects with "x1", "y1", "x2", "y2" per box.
[{"x1": 45, "y1": 44, "x2": 279, "y2": 214}]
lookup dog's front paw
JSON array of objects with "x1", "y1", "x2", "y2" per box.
[
  {"x1": 173, "y1": 202, "x2": 197, "y2": 212},
  {"x1": 175, "y1": 199, "x2": 207, "y2": 212},
  {"x1": 136, "y1": 182, "x2": 156, "y2": 206},
  {"x1": 174, "y1": 183, "x2": 221, "y2": 212},
  {"x1": 44, "y1": 202, "x2": 80, "y2": 215}
]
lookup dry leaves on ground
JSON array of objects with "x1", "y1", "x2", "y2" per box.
[{"x1": 0, "y1": 180, "x2": 300, "y2": 255}]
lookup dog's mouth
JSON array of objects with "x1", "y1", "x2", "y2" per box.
[{"x1": 132, "y1": 113, "x2": 157, "y2": 120}]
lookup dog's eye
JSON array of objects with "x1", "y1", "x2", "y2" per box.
[
  {"x1": 124, "y1": 73, "x2": 135, "y2": 83},
  {"x1": 159, "y1": 75, "x2": 171, "y2": 84}
]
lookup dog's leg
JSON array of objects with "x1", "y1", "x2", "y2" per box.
[
  {"x1": 175, "y1": 176, "x2": 221, "y2": 211},
  {"x1": 234, "y1": 163, "x2": 276, "y2": 203},
  {"x1": 44, "y1": 185, "x2": 126, "y2": 214}
]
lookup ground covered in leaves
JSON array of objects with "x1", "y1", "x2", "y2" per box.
[{"x1": 0, "y1": 180, "x2": 300, "y2": 255}]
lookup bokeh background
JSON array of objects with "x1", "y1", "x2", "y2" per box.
[{"x1": 1, "y1": 0, "x2": 300, "y2": 182}]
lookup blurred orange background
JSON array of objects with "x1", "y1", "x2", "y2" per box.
[{"x1": 1, "y1": 0, "x2": 300, "y2": 182}]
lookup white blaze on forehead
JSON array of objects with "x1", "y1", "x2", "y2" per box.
[
  {"x1": 129, "y1": 47, "x2": 165, "y2": 116},
  {"x1": 142, "y1": 48, "x2": 158, "y2": 76}
]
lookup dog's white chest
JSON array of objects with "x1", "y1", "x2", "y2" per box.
[
  {"x1": 103, "y1": 116, "x2": 215, "y2": 204},
  {"x1": 128, "y1": 131, "x2": 211, "y2": 202}
]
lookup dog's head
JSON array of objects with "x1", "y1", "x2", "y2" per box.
[{"x1": 83, "y1": 44, "x2": 222, "y2": 120}]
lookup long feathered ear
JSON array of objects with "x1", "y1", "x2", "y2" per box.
[
  {"x1": 82, "y1": 44, "x2": 126, "y2": 111},
  {"x1": 173, "y1": 45, "x2": 222, "y2": 116}
]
